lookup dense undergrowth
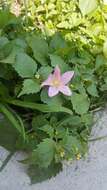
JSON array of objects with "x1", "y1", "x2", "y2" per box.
[{"x1": 0, "y1": 0, "x2": 107, "y2": 184}]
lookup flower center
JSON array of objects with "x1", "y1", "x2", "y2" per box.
[{"x1": 52, "y1": 79, "x2": 60, "y2": 87}]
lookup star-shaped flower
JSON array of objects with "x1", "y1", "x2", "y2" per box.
[{"x1": 41, "y1": 66, "x2": 74, "y2": 97}]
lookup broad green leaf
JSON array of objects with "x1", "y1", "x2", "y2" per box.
[
  {"x1": 74, "y1": 82, "x2": 86, "y2": 95},
  {"x1": 50, "y1": 54, "x2": 65, "y2": 66},
  {"x1": 0, "y1": 37, "x2": 9, "y2": 49},
  {"x1": 49, "y1": 33, "x2": 67, "y2": 51},
  {"x1": 13, "y1": 53, "x2": 37, "y2": 78},
  {"x1": 28, "y1": 162, "x2": 62, "y2": 184},
  {"x1": 40, "y1": 88, "x2": 63, "y2": 105},
  {"x1": 38, "y1": 66, "x2": 53, "y2": 80},
  {"x1": 0, "y1": 10, "x2": 18, "y2": 28},
  {"x1": 0, "y1": 42, "x2": 25, "y2": 64},
  {"x1": 95, "y1": 54, "x2": 107, "y2": 69},
  {"x1": 50, "y1": 54, "x2": 70, "y2": 72},
  {"x1": 87, "y1": 83, "x2": 99, "y2": 97},
  {"x1": 71, "y1": 93, "x2": 90, "y2": 115},
  {"x1": 35, "y1": 138, "x2": 55, "y2": 168},
  {"x1": 61, "y1": 134, "x2": 84, "y2": 158},
  {"x1": 55, "y1": 126, "x2": 66, "y2": 139},
  {"x1": 40, "y1": 124, "x2": 54, "y2": 138},
  {"x1": 0, "y1": 39, "x2": 27, "y2": 63},
  {"x1": 0, "y1": 42, "x2": 13, "y2": 61},
  {"x1": 58, "y1": 115, "x2": 81, "y2": 127},
  {"x1": 18, "y1": 79, "x2": 40, "y2": 97},
  {"x1": 81, "y1": 113, "x2": 93, "y2": 127},
  {"x1": 79, "y1": 0, "x2": 98, "y2": 16},
  {"x1": 27, "y1": 36, "x2": 49, "y2": 65},
  {"x1": 12, "y1": 38, "x2": 27, "y2": 50}
]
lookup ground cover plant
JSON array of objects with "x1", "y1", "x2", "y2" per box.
[{"x1": 0, "y1": 0, "x2": 107, "y2": 184}]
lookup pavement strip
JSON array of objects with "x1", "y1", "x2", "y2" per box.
[{"x1": 0, "y1": 108, "x2": 107, "y2": 190}]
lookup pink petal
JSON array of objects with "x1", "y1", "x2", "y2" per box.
[
  {"x1": 53, "y1": 65, "x2": 61, "y2": 81},
  {"x1": 48, "y1": 86, "x2": 59, "y2": 97},
  {"x1": 61, "y1": 71, "x2": 74, "y2": 85},
  {"x1": 59, "y1": 85, "x2": 72, "y2": 96},
  {"x1": 41, "y1": 74, "x2": 53, "y2": 87}
]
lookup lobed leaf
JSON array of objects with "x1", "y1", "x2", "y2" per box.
[
  {"x1": 18, "y1": 79, "x2": 40, "y2": 97},
  {"x1": 13, "y1": 53, "x2": 37, "y2": 78},
  {"x1": 71, "y1": 93, "x2": 90, "y2": 115}
]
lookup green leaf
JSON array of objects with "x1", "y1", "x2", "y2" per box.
[
  {"x1": 0, "y1": 115, "x2": 18, "y2": 151},
  {"x1": 0, "y1": 43, "x2": 24, "y2": 64},
  {"x1": 12, "y1": 38, "x2": 27, "y2": 50},
  {"x1": 74, "y1": 82, "x2": 86, "y2": 95},
  {"x1": 71, "y1": 93, "x2": 90, "y2": 115},
  {"x1": 27, "y1": 36, "x2": 49, "y2": 65},
  {"x1": 0, "y1": 103, "x2": 25, "y2": 138},
  {"x1": 79, "y1": 0, "x2": 98, "y2": 16},
  {"x1": 40, "y1": 88, "x2": 63, "y2": 105},
  {"x1": 81, "y1": 113, "x2": 93, "y2": 127},
  {"x1": 0, "y1": 37, "x2": 9, "y2": 49},
  {"x1": 61, "y1": 134, "x2": 84, "y2": 158},
  {"x1": 5, "y1": 99, "x2": 73, "y2": 115},
  {"x1": 95, "y1": 54, "x2": 107, "y2": 70},
  {"x1": 18, "y1": 79, "x2": 40, "y2": 97},
  {"x1": 57, "y1": 21, "x2": 70, "y2": 29},
  {"x1": 55, "y1": 126, "x2": 66, "y2": 139},
  {"x1": 50, "y1": 54, "x2": 70, "y2": 72},
  {"x1": 13, "y1": 53, "x2": 37, "y2": 78},
  {"x1": 49, "y1": 33, "x2": 67, "y2": 51},
  {"x1": 100, "y1": 83, "x2": 107, "y2": 91},
  {"x1": 87, "y1": 83, "x2": 99, "y2": 97},
  {"x1": 40, "y1": 124, "x2": 54, "y2": 138},
  {"x1": 38, "y1": 66, "x2": 53, "y2": 80},
  {"x1": 35, "y1": 138, "x2": 55, "y2": 168},
  {"x1": 58, "y1": 115, "x2": 81, "y2": 127},
  {"x1": 0, "y1": 10, "x2": 18, "y2": 28},
  {"x1": 32, "y1": 115, "x2": 48, "y2": 131},
  {"x1": 0, "y1": 39, "x2": 27, "y2": 63},
  {"x1": 28, "y1": 162, "x2": 62, "y2": 184},
  {"x1": 0, "y1": 42, "x2": 13, "y2": 62}
]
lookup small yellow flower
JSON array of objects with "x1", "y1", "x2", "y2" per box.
[
  {"x1": 60, "y1": 150, "x2": 65, "y2": 158},
  {"x1": 35, "y1": 73, "x2": 40, "y2": 79},
  {"x1": 76, "y1": 153, "x2": 81, "y2": 160}
]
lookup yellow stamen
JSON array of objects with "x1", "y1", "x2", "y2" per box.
[
  {"x1": 52, "y1": 79, "x2": 60, "y2": 87},
  {"x1": 60, "y1": 151, "x2": 65, "y2": 158},
  {"x1": 76, "y1": 153, "x2": 81, "y2": 160}
]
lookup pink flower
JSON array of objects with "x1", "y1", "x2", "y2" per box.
[{"x1": 41, "y1": 66, "x2": 74, "y2": 97}]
